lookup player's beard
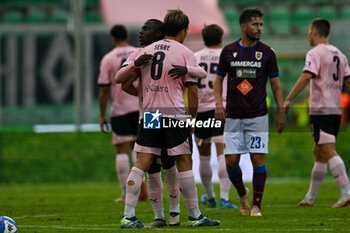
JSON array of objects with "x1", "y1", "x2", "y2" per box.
[{"x1": 247, "y1": 31, "x2": 260, "y2": 42}]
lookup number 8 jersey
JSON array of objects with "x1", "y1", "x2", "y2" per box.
[
  {"x1": 303, "y1": 44, "x2": 350, "y2": 115},
  {"x1": 138, "y1": 39, "x2": 199, "y2": 118}
]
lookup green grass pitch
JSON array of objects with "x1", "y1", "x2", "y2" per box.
[
  {"x1": 1, "y1": 180, "x2": 350, "y2": 232},
  {"x1": 1, "y1": 130, "x2": 350, "y2": 232}
]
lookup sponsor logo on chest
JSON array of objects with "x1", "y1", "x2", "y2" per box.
[
  {"x1": 230, "y1": 61, "x2": 261, "y2": 68},
  {"x1": 236, "y1": 68, "x2": 256, "y2": 78},
  {"x1": 230, "y1": 50, "x2": 263, "y2": 68}
]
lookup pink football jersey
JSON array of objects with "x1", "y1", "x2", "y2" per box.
[
  {"x1": 138, "y1": 39, "x2": 198, "y2": 118},
  {"x1": 123, "y1": 47, "x2": 142, "y2": 66},
  {"x1": 303, "y1": 44, "x2": 350, "y2": 115},
  {"x1": 195, "y1": 47, "x2": 227, "y2": 112},
  {"x1": 97, "y1": 46, "x2": 139, "y2": 117}
]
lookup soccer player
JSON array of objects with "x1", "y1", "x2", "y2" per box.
[
  {"x1": 119, "y1": 19, "x2": 181, "y2": 228},
  {"x1": 97, "y1": 25, "x2": 147, "y2": 203},
  {"x1": 194, "y1": 24, "x2": 236, "y2": 209},
  {"x1": 214, "y1": 8, "x2": 286, "y2": 217},
  {"x1": 119, "y1": 9, "x2": 220, "y2": 228},
  {"x1": 284, "y1": 18, "x2": 350, "y2": 208}
]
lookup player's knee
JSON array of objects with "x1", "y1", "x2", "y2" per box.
[
  {"x1": 135, "y1": 154, "x2": 154, "y2": 172},
  {"x1": 250, "y1": 154, "x2": 265, "y2": 167},
  {"x1": 175, "y1": 154, "x2": 192, "y2": 172},
  {"x1": 197, "y1": 143, "x2": 211, "y2": 155},
  {"x1": 117, "y1": 142, "x2": 130, "y2": 154},
  {"x1": 225, "y1": 157, "x2": 239, "y2": 169}
]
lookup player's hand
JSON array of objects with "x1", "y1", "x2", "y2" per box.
[
  {"x1": 215, "y1": 106, "x2": 226, "y2": 124},
  {"x1": 134, "y1": 53, "x2": 153, "y2": 67},
  {"x1": 283, "y1": 100, "x2": 291, "y2": 114},
  {"x1": 275, "y1": 109, "x2": 286, "y2": 134},
  {"x1": 100, "y1": 117, "x2": 109, "y2": 133},
  {"x1": 168, "y1": 65, "x2": 187, "y2": 79}
]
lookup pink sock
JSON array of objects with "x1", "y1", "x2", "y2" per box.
[
  {"x1": 307, "y1": 162, "x2": 327, "y2": 197},
  {"x1": 328, "y1": 156, "x2": 349, "y2": 187},
  {"x1": 218, "y1": 154, "x2": 231, "y2": 200},
  {"x1": 163, "y1": 165, "x2": 180, "y2": 212},
  {"x1": 147, "y1": 172, "x2": 164, "y2": 213},
  {"x1": 116, "y1": 153, "x2": 130, "y2": 196},
  {"x1": 199, "y1": 155, "x2": 214, "y2": 199},
  {"x1": 178, "y1": 170, "x2": 199, "y2": 210},
  {"x1": 125, "y1": 167, "x2": 144, "y2": 208}
]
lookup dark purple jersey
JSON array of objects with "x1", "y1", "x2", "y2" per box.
[{"x1": 216, "y1": 39, "x2": 279, "y2": 119}]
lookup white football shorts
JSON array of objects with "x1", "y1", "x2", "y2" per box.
[{"x1": 224, "y1": 114, "x2": 269, "y2": 154}]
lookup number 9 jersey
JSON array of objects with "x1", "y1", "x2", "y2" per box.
[
  {"x1": 138, "y1": 39, "x2": 199, "y2": 118},
  {"x1": 303, "y1": 44, "x2": 350, "y2": 115}
]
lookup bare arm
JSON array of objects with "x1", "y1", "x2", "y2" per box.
[
  {"x1": 270, "y1": 77, "x2": 286, "y2": 133},
  {"x1": 187, "y1": 84, "x2": 198, "y2": 119},
  {"x1": 121, "y1": 73, "x2": 139, "y2": 96},
  {"x1": 283, "y1": 72, "x2": 313, "y2": 112},
  {"x1": 99, "y1": 86, "x2": 110, "y2": 133},
  {"x1": 115, "y1": 63, "x2": 137, "y2": 83},
  {"x1": 115, "y1": 53, "x2": 153, "y2": 83},
  {"x1": 214, "y1": 75, "x2": 226, "y2": 123}
]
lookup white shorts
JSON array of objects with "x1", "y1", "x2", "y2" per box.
[{"x1": 224, "y1": 114, "x2": 269, "y2": 154}]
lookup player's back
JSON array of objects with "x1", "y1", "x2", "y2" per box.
[
  {"x1": 195, "y1": 47, "x2": 227, "y2": 112},
  {"x1": 307, "y1": 44, "x2": 350, "y2": 115},
  {"x1": 139, "y1": 39, "x2": 197, "y2": 116},
  {"x1": 98, "y1": 46, "x2": 139, "y2": 116}
]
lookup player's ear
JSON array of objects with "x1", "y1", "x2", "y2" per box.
[
  {"x1": 240, "y1": 23, "x2": 246, "y2": 32},
  {"x1": 111, "y1": 37, "x2": 117, "y2": 46},
  {"x1": 180, "y1": 28, "x2": 187, "y2": 38}
]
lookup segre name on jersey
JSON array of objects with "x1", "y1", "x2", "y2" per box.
[
  {"x1": 231, "y1": 61, "x2": 261, "y2": 68},
  {"x1": 154, "y1": 44, "x2": 170, "y2": 51}
]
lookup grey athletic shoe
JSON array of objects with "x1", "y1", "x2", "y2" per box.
[
  {"x1": 146, "y1": 219, "x2": 167, "y2": 228},
  {"x1": 188, "y1": 214, "x2": 220, "y2": 227}
]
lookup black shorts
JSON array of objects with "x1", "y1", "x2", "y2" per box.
[
  {"x1": 111, "y1": 111, "x2": 139, "y2": 136},
  {"x1": 194, "y1": 110, "x2": 224, "y2": 139},
  {"x1": 136, "y1": 117, "x2": 193, "y2": 152},
  {"x1": 310, "y1": 115, "x2": 341, "y2": 144}
]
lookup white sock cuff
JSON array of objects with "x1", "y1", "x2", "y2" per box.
[
  {"x1": 117, "y1": 153, "x2": 129, "y2": 158},
  {"x1": 178, "y1": 170, "x2": 194, "y2": 179},
  {"x1": 328, "y1": 155, "x2": 344, "y2": 170},
  {"x1": 314, "y1": 162, "x2": 327, "y2": 172},
  {"x1": 131, "y1": 166, "x2": 145, "y2": 177},
  {"x1": 148, "y1": 172, "x2": 161, "y2": 180}
]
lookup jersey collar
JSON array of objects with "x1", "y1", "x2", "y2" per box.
[{"x1": 238, "y1": 38, "x2": 260, "y2": 49}]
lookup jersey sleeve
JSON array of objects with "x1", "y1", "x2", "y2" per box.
[
  {"x1": 216, "y1": 46, "x2": 228, "y2": 78},
  {"x1": 342, "y1": 54, "x2": 350, "y2": 79},
  {"x1": 303, "y1": 50, "x2": 319, "y2": 78},
  {"x1": 267, "y1": 48, "x2": 279, "y2": 79},
  {"x1": 184, "y1": 54, "x2": 199, "y2": 86},
  {"x1": 97, "y1": 55, "x2": 111, "y2": 86},
  {"x1": 123, "y1": 48, "x2": 142, "y2": 67}
]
